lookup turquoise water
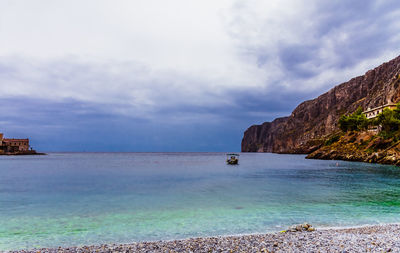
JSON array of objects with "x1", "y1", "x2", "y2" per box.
[{"x1": 1, "y1": 153, "x2": 400, "y2": 250}]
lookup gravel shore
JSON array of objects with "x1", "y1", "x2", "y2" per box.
[{"x1": 10, "y1": 224, "x2": 400, "y2": 253}]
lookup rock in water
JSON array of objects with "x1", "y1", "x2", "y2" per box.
[{"x1": 287, "y1": 223, "x2": 315, "y2": 232}]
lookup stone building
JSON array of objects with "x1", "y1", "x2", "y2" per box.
[
  {"x1": 363, "y1": 103, "x2": 397, "y2": 119},
  {"x1": 0, "y1": 133, "x2": 31, "y2": 154}
]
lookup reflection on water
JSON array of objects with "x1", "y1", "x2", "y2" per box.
[{"x1": 1, "y1": 153, "x2": 400, "y2": 250}]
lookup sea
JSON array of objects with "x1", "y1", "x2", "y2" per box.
[{"x1": 1, "y1": 152, "x2": 400, "y2": 251}]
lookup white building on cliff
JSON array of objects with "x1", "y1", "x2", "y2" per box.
[{"x1": 363, "y1": 103, "x2": 397, "y2": 119}]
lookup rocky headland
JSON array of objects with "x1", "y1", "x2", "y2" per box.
[
  {"x1": 0, "y1": 133, "x2": 44, "y2": 155},
  {"x1": 0, "y1": 150, "x2": 45, "y2": 155},
  {"x1": 241, "y1": 55, "x2": 400, "y2": 165},
  {"x1": 306, "y1": 130, "x2": 400, "y2": 166}
]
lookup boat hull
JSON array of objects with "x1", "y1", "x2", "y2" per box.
[{"x1": 227, "y1": 159, "x2": 238, "y2": 165}]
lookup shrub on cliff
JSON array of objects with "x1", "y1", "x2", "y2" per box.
[
  {"x1": 377, "y1": 105, "x2": 400, "y2": 138},
  {"x1": 339, "y1": 107, "x2": 369, "y2": 132},
  {"x1": 324, "y1": 134, "x2": 340, "y2": 146}
]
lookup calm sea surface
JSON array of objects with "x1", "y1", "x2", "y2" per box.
[{"x1": 1, "y1": 152, "x2": 400, "y2": 250}]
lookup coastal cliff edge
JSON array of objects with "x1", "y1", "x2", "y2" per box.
[{"x1": 242, "y1": 55, "x2": 400, "y2": 160}]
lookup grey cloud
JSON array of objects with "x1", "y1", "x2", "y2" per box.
[
  {"x1": 314, "y1": 0, "x2": 400, "y2": 65},
  {"x1": 228, "y1": 0, "x2": 400, "y2": 96},
  {"x1": 0, "y1": 96, "x2": 247, "y2": 152},
  {"x1": 1, "y1": 1, "x2": 400, "y2": 151},
  {"x1": 278, "y1": 44, "x2": 318, "y2": 79}
]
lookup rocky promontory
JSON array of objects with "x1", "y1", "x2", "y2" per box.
[
  {"x1": 306, "y1": 130, "x2": 400, "y2": 166},
  {"x1": 0, "y1": 133, "x2": 44, "y2": 155},
  {"x1": 242, "y1": 55, "x2": 400, "y2": 154}
]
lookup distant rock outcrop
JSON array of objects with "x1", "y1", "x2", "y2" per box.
[
  {"x1": 242, "y1": 55, "x2": 400, "y2": 153},
  {"x1": 0, "y1": 133, "x2": 44, "y2": 155}
]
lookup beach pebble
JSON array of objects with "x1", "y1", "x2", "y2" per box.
[{"x1": 9, "y1": 224, "x2": 400, "y2": 253}]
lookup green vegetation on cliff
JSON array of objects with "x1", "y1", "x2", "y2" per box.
[
  {"x1": 376, "y1": 106, "x2": 400, "y2": 139},
  {"x1": 307, "y1": 103, "x2": 400, "y2": 166},
  {"x1": 338, "y1": 107, "x2": 369, "y2": 132},
  {"x1": 339, "y1": 103, "x2": 400, "y2": 140}
]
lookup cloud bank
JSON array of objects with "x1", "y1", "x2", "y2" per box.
[{"x1": 1, "y1": 0, "x2": 400, "y2": 151}]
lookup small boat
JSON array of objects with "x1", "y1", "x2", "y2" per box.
[{"x1": 226, "y1": 153, "x2": 239, "y2": 165}]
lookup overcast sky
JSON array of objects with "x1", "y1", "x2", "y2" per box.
[{"x1": 1, "y1": 0, "x2": 400, "y2": 151}]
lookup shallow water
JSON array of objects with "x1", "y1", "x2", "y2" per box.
[{"x1": 1, "y1": 152, "x2": 400, "y2": 250}]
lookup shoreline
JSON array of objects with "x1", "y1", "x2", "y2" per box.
[
  {"x1": 0, "y1": 151, "x2": 46, "y2": 156},
  {"x1": 10, "y1": 223, "x2": 400, "y2": 252}
]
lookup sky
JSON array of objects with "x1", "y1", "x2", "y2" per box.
[{"x1": 1, "y1": 0, "x2": 400, "y2": 152}]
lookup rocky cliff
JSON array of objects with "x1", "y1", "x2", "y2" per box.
[
  {"x1": 242, "y1": 55, "x2": 400, "y2": 153},
  {"x1": 306, "y1": 131, "x2": 400, "y2": 166}
]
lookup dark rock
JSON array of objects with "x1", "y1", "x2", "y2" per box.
[{"x1": 287, "y1": 223, "x2": 315, "y2": 232}]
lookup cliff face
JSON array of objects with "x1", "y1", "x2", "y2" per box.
[{"x1": 242, "y1": 55, "x2": 400, "y2": 153}]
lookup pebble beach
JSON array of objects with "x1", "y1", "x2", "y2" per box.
[{"x1": 11, "y1": 224, "x2": 400, "y2": 253}]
